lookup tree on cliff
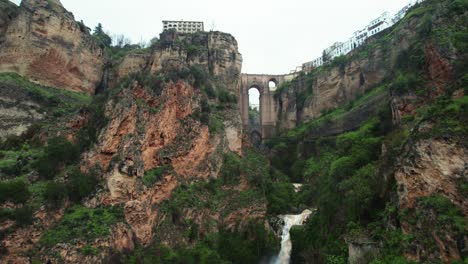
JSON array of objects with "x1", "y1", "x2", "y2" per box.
[{"x1": 92, "y1": 23, "x2": 112, "y2": 49}]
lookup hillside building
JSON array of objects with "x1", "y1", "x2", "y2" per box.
[{"x1": 303, "y1": 0, "x2": 424, "y2": 68}]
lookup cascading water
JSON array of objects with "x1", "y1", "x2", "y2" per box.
[
  {"x1": 272, "y1": 209, "x2": 313, "y2": 264},
  {"x1": 292, "y1": 183, "x2": 303, "y2": 192}
]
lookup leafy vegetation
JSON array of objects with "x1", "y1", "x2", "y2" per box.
[
  {"x1": 122, "y1": 221, "x2": 276, "y2": 264},
  {"x1": 66, "y1": 167, "x2": 98, "y2": 203},
  {"x1": 40, "y1": 205, "x2": 124, "y2": 247},
  {"x1": 0, "y1": 0, "x2": 465, "y2": 262},
  {"x1": 43, "y1": 182, "x2": 67, "y2": 208},
  {"x1": 220, "y1": 153, "x2": 241, "y2": 185},
  {"x1": 34, "y1": 136, "x2": 80, "y2": 179},
  {"x1": 143, "y1": 165, "x2": 172, "y2": 187},
  {"x1": 266, "y1": 1, "x2": 468, "y2": 261},
  {"x1": 92, "y1": 23, "x2": 112, "y2": 49},
  {"x1": 208, "y1": 114, "x2": 224, "y2": 134},
  {"x1": 0, "y1": 179, "x2": 30, "y2": 204},
  {"x1": 13, "y1": 206, "x2": 34, "y2": 226}
]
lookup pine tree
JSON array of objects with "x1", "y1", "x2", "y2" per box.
[{"x1": 92, "y1": 23, "x2": 112, "y2": 49}]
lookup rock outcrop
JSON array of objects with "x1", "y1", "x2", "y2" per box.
[
  {"x1": 0, "y1": 79, "x2": 44, "y2": 138},
  {"x1": 394, "y1": 136, "x2": 467, "y2": 262},
  {"x1": 115, "y1": 30, "x2": 242, "y2": 94},
  {"x1": 395, "y1": 138, "x2": 467, "y2": 214},
  {"x1": 0, "y1": 0, "x2": 17, "y2": 39},
  {"x1": 0, "y1": 0, "x2": 105, "y2": 94},
  {"x1": 275, "y1": 48, "x2": 389, "y2": 132},
  {"x1": 81, "y1": 30, "x2": 249, "y2": 248}
]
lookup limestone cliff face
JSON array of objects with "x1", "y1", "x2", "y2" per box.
[
  {"x1": 0, "y1": 0, "x2": 105, "y2": 94},
  {"x1": 394, "y1": 130, "x2": 467, "y2": 263},
  {"x1": 0, "y1": 0, "x2": 17, "y2": 39},
  {"x1": 274, "y1": 4, "x2": 445, "y2": 133},
  {"x1": 0, "y1": 79, "x2": 44, "y2": 138},
  {"x1": 116, "y1": 30, "x2": 242, "y2": 94},
  {"x1": 79, "y1": 31, "x2": 252, "y2": 250},
  {"x1": 276, "y1": 48, "x2": 389, "y2": 132}
]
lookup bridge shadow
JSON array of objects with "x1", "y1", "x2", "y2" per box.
[{"x1": 249, "y1": 127, "x2": 262, "y2": 148}]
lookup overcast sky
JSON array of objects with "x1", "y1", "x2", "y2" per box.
[{"x1": 10, "y1": 0, "x2": 410, "y2": 74}]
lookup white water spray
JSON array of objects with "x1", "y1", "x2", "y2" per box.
[
  {"x1": 273, "y1": 209, "x2": 313, "y2": 264},
  {"x1": 292, "y1": 183, "x2": 303, "y2": 193}
]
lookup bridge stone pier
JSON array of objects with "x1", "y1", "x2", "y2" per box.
[{"x1": 239, "y1": 73, "x2": 296, "y2": 140}]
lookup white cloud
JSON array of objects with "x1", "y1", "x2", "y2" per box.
[{"x1": 9, "y1": 0, "x2": 411, "y2": 74}]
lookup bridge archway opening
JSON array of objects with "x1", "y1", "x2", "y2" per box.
[
  {"x1": 268, "y1": 79, "x2": 278, "y2": 91},
  {"x1": 248, "y1": 87, "x2": 261, "y2": 128}
]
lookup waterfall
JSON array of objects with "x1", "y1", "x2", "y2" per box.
[
  {"x1": 292, "y1": 183, "x2": 303, "y2": 192},
  {"x1": 273, "y1": 209, "x2": 313, "y2": 264}
]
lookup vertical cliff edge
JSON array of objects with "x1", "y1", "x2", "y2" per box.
[{"x1": 0, "y1": 0, "x2": 105, "y2": 94}]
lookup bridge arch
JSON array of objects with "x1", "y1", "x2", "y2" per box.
[
  {"x1": 268, "y1": 78, "x2": 278, "y2": 91},
  {"x1": 240, "y1": 74, "x2": 296, "y2": 140}
]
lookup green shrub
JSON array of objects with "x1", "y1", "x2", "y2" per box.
[
  {"x1": 43, "y1": 182, "x2": 67, "y2": 208},
  {"x1": 0, "y1": 208, "x2": 13, "y2": 222},
  {"x1": 220, "y1": 153, "x2": 241, "y2": 185},
  {"x1": 190, "y1": 64, "x2": 208, "y2": 88},
  {"x1": 242, "y1": 149, "x2": 270, "y2": 189},
  {"x1": 390, "y1": 72, "x2": 424, "y2": 95},
  {"x1": 81, "y1": 245, "x2": 99, "y2": 256},
  {"x1": 35, "y1": 137, "x2": 80, "y2": 179},
  {"x1": 218, "y1": 90, "x2": 237, "y2": 104},
  {"x1": 449, "y1": 0, "x2": 468, "y2": 14},
  {"x1": 330, "y1": 55, "x2": 348, "y2": 74},
  {"x1": 0, "y1": 180, "x2": 30, "y2": 204},
  {"x1": 92, "y1": 23, "x2": 112, "y2": 49},
  {"x1": 217, "y1": 222, "x2": 276, "y2": 263},
  {"x1": 124, "y1": 241, "x2": 228, "y2": 264},
  {"x1": 66, "y1": 168, "x2": 98, "y2": 203},
  {"x1": 394, "y1": 44, "x2": 426, "y2": 73},
  {"x1": 0, "y1": 206, "x2": 34, "y2": 227},
  {"x1": 290, "y1": 159, "x2": 305, "y2": 182},
  {"x1": 0, "y1": 158, "x2": 24, "y2": 177},
  {"x1": 419, "y1": 195, "x2": 466, "y2": 233},
  {"x1": 143, "y1": 165, "x2": 171, "y2": 187},
  {"x1": 329, "y1": 156, "x2": 357, "y2": 180},
  {"x1": 266, "y1": 183, "x2": 296, "y2": 215},
  {"x1": 13, "y1": 206, "x2": 34, "y2": 226},
  {"x1": 202, "y1": 84, "x2": 216, "y2": 99},
  {"x1": 78, "y1": 93, "x2": 108, "y2": 151},
  {"x1": 418, "y1": 14, "x2": 432, "y2": 37},
  {"x1": 208, "y1": 115, "x2": 224, "y2": 134},
  {"x1": 0, "y1": 135, "x2": 23, "y2": 150},
  {"x1": 338, "y1": 164, "x2": 377, "y2": 220}
]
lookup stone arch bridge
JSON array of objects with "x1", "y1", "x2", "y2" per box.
[{"x1": 239, "y1": 73, "x2": 296, "y2": 141}]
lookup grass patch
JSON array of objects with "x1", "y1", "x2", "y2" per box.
[
  {"x1": 143, "y1": 165, "x2": 172, "y2": 187},
  {"x1": 0, "y1": 73, "x2": 91, "y2": 112},
  {"x1": 40, "y1": 205, "x2": 124, "y2": 247}
]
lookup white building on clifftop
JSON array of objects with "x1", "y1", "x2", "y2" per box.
[{"x1": 162, "y1": 20, "x2": 204, "y2": 34}]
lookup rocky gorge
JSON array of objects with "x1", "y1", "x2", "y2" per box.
[{"x1": 0, "y1": 0, "x2": 466, "y2": 263}]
